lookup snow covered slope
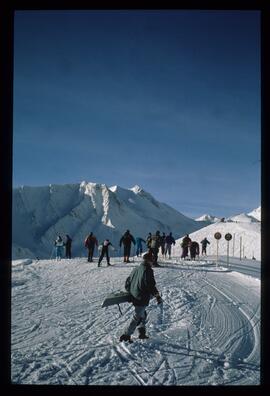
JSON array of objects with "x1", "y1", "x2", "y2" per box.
[
  {"x1": 175, "y1": 221, "x2": 261, "y2": 261},
  {"x1": 12, "y1": 182, "x2": 203, "y2": 259},
  {"x1": 248, "y1": 206, "x2": 261, "y2": 222},
  {"x1": 11, "y1": 256, "x2": 260, "y2": 385}
]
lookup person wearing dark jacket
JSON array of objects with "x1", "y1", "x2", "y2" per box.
[
  {"x1": 164, "y1": 232, "x2": 175, "y2": 259},
  {"x1": 119, "y1": 252, "x2": 162, "y2": 343},
  {"x1": 65, "y1": 235, "x2": 72, "y2": 259},
  {"x1": 200, "y1": 238, "x2": 210, "y2": 256},
  {"x1": 181, "y1": 234, "x2": 192, "y2": 259},
  {"x1": 98, "y1": 239, "x2": 113, "y2": 267},
  {"x1": 84, "y1": 232, "x2": 98, "y2": 262},
  {"x1": 189, "y1": 241, "x2": 200, "y2": 260},
  {"x1": 149, "y1": 231, "x2": 162, "y2": 267},
  {"x1": 160, "y1": 232, "x2": 166, "y2": 256},
  {"x1": 119, "y1": 230, "x2": 136, "y2": 263}
]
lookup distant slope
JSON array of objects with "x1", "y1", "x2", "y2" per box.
[
  {"x1": 12, "y1": 182, "x2": 203, "y2": 259},
  {"x1": 174, "y1": 221, "x2": 261, "y2": 260}
]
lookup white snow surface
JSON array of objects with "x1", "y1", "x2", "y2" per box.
[
  {"x1": 175, "y1": 221, "x2": 261, "y2": 261},
  {"x1": 248, "y1": 206, "x2": 261, "y2": 222},
  {"x1": 12, "y1": 254, "x2": 260, "y2": 385}
]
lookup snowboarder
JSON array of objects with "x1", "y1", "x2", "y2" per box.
[
  {"x1": 164, "y1": 232, "x2": 176, "y2": 259},
  {"x1": 160, "y1": 232, "x2": 166, "y2": 256},
  {"x1": 98, "y1": 239, "x2": 114, "y2": 267},
  {"x1": 64, "y1": 235, "x2": 72, "y2": 259},
  {"x1": 119, "y1": 230, "x2": 136, "y2": 263},
  {"x1": 84, "y1": 232, "x2": 98, "y2": 262},
  {"x1": 149, "y1": 230, "x2": 162, "y2": 267},
  {"x1": 200, "y1": 237, "x2": 210, "y2": 256},
  {"x1": 135, "y1": 237, "x2": 146, "y2": 257},
  {"x1": 181, "y1": 234, "x2": 191, "y2": 259},
  {"x1": 54, "y1": 235, "x2": 64, "y2": 261},
  {"x1": 119, "y1": 252, "x2": 162, "y2": 343},
  {"x1": 189, "y1": 241, "x2": 200, "y2": 260}
]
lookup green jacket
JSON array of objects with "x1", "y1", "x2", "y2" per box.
[{"x1": 125, "y1": 262, "x2": 159, "y2": 306}]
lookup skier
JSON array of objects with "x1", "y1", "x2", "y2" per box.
[
  {"x1": 189, "y1": 241, "x2": 200, "y2": 260},
  {"x1": 164, "y1": 232, "x2": 176, "y2": 259},
  {"x1": 64, "y1": 234, "x2": 72, "y2": 259},
  {"x1": 160, "y1": 232, "x2": 166, "y2": 257},
  {"x1": 135, "y1": 237, "x2": 146, "y2": 257},
  {"x1": 84, "y1": 232, "x2": 98, "y2": 262},
  {"x1": 181, "y1": 234, "x2": 191, "y2": 259},
  {"x1": 200, "y1": 237, "x2": 210, "y2": 256},
  {"x1": 119, "y1": 230, "x2": 136, "y2": 263},
  {"x1": 98, "y1": 239, "x2": 114, "y2": 267},
  {"x1": 54, "y1": 235, "x2": 64, "y2": 261},
  {"x1": 149, "y1": 230, "x2": 162, "y2": 267},
  {"x1": 119, "y1": 252, "x2": 162, "y2": 343},
  {"x1": 146, "y1": 232, "x2": 152, "y2": 249}
]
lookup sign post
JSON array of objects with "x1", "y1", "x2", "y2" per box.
[
  {"x1": 240, "y1": 236, "x2": 242, "y2": 261},
  {"x1": 214, "y1": 232, "x2": 222, "y2": 267},
  {"x1": 225, "y1": 233, "x2": 232, "y2": 267}
]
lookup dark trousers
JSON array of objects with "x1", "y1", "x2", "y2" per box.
[
  {"x1": 123, "y1": 245, "x2": 131, "y2": 257},
  {"x1": 98, "y1": 248, "x2": 110, "y2": 265},
  {"x1": 149, "y1": 247, "x2": 159, "y2": 264},
  {"x1": 65, "y1": 247, "x2": 71, "y2": 259},
  {"x1": 181, "y1": 246, "x2": 188, "y2": 258},
  {"x1": 88, "y1": 246, "x2": 95, "y2": 262}
]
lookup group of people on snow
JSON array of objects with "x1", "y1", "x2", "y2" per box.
[
  {"x1": 180, "y1": 234, "x2": 210, "y2": 260},
  {"x1": 53, "y1": 230, "x2": 210, "y2": 264}
]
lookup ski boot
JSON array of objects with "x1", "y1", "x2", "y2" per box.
[
  {"x1": 119, "y1": 334, "x2": 133, "y2": 343},
  {"x1": 138, "y1": 328, "x2": 149, "y2": 340}
]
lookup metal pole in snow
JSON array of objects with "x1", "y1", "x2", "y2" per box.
[
  {"x1": 216, "y1": 239, "x2": 219, "y2": 267},
  {"x1": 227, "y1": 241, "x2": 229, "y2": 267},
  {"x1": 240, "y1": 236, "x2": 242, "y2": 261},
  {"x1": 233, "y1": 233, "x2": 235, "y2": 257}
]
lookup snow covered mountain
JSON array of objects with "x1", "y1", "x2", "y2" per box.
[
  {"x1": 226, "y1": 212, "x2": 260, "y2": 223},
  {"x1": 12, "y1": 182, "x2": 204, "y2": 259},
  {"x1": 174, "y1": 220, "x2": 261, "y2": 260},
  {"x1": 248, "y1": 206, "x2": 261, "y2": 222},
  {"x1": 195, "y1": 214, "x2": 221, "y2": 223}
]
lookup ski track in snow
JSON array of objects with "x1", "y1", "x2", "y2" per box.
[{"x1": 11, "y1": 256, "x2": 260, "y2": 385}]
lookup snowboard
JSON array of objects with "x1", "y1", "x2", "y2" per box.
[{"x1": 102, "y1": 291, "x2": 132, "y2": 308}]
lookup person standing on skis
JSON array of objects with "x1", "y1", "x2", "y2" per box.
[
  {"x1": 135, "y1": 237, "x2": 146, "y2": 257},
  {"x1": 54, "y1": 235, "x2": 64, "y2": 261},
  {"x1": 164, "y1": 232, "x2": 176, "y2": 259},
  {"x1": 189, "y1": 240, "x2": 200, "y2": 260},
  {"x1": 84, "y1": 232, "x2": 98, "y2": 262},
  {"x1": 64, "y1": 234, "x2": 72, "y2": 259},
  {"x1": 119, "y1": 230, "x2": 136, "y2": 263},
  {"x1": 181, "y1": 234, "x2": 191, "y2": 259},
  {"x1": 200, "y1": 237, "x2": 210, "y2": 256},
  {"x1": 98, "y1": 239, "x2": 114, "y2": 267},
  {"x1": 119, "y1": 252, "x2": 162, "y2": 343},
  {"x1": 149, "y1": 230, "x2": 162, "y2": 267},
  {"x1": 160, "y1": 232, "x2": 166, "y2": 257}
]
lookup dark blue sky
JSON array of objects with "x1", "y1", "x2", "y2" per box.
[{"x1": 13, "y1": 10, "x2": 261, "y2": 218}]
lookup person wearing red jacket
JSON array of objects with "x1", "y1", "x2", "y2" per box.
[{"x1": 84, "y1": 232, "x2": 98, "y2": 262}]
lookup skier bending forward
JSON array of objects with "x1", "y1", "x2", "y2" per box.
[{"x1": 119, "y1": 252, "x2": 162, "y2": 343}]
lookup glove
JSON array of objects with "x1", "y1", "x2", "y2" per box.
[{"x1": 156, "y1": 295, "x2": 162, "y2": 304}]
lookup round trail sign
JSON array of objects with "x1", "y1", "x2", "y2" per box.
[
  {"x1": 225, "y1": 233, "x2": 232, "y2": 241},
  {"x1": 214, "y1": 232, "x2": 222, "y2": 240}
]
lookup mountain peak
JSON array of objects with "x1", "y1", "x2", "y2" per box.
[{"x1": 130, "y1": 185, "x2": 143, "y2": 194}]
